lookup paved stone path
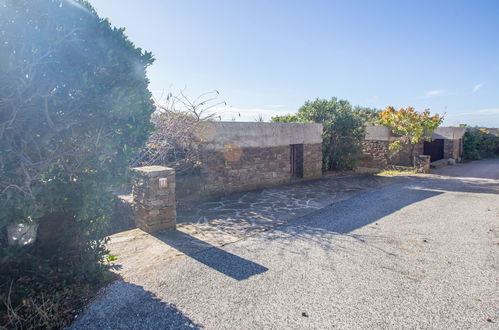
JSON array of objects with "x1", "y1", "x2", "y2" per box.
[
  {"x1": 107, "y1": 174, "x2": 406, "y2": 279},
  {"x1": 177, "y1": 174, "x2": 408, "y2": 240}
]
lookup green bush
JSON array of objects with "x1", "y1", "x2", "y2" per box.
[
  {"x1": 271, "y1": 98, "x2": 369, "y2": 170},
  {"x1": 0, "y1": 0, "x2": 155, "y2": 327},
  {"x1": 353, "y1": 106, "x2": 380, "y2": 125},
  {"x1": 463, "y1": 127, "x2": 499, "y2": 160}
]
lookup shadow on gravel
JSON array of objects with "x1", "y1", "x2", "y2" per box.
[
  {"x1": 416, "y1": 177, "x2": 499, "y2": 195},
  {"x1": 430, "y1": 158, "x2": 499, "y2": 181},
  {"x1": 71, "y1": 281, "x2": 202, "y2": 330},
  {"x1": 261, "y1": 186, "x2": 445, "y2": 254},
  {"x1": 153, "y1": 230, "x2": 268, "y2": 281},
  {"x1": 300, "y1": 186, "x2": 442, "y2": 233},
  {"x1": 272, "y1": 171, "x2": 498, "y2": 251}
]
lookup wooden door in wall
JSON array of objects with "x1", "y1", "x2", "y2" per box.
[
  {"x1": 290, "y1": 144, "x2": 304, "y2": 178},
  {"x1": 423, "y1": 139, "x2": 444, "y2": 162}
]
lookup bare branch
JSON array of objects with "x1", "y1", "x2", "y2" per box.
[{"x1": 132, "y1": 90, "x2": 225, "y2": 174}]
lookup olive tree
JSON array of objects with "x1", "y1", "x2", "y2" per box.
[{"x1": 271, "y1": 98, "x2": 368, "y2": 170}]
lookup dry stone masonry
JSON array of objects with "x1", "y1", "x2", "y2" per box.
[
  {"x1": 360, "y1": 140, "x2": 390, "y2": 168},
  {"x1": 415, "y1": 155, "x2": 431, "y2": 173},
  {"x1": 303, "y1": 143, "x2": 323, "y2": 178},
  {"x1": 360, "y1": 125, "x2": 465, "y2": 170},
  {"x1": 443, "y1": 138, "x2": 462, "y2": 159},
  {"x1": 176, "y1": 122, "x2": 323, "y2": 198},
  {"x1": 113, "y1": 123, "x2": 325, "y2": 233},
  {"x1": 131, "y1": 166, "x2": 176, "y2": 232}
]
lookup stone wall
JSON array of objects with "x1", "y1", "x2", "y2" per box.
[
  {"x1": 173, "y1": 122, "x2": 324, "y2": 198},
  {"x1": 303, "y1": 143, "x2": 323, "y2": 178},
  {"x1": 362, "y1": 125, "x2": 466, "y2": 169},
  {"x1": 359, "y1": 140, "x2": 390, "y2": 169},
  {"x1": 389, "y1": 142, "x2": 423, "y2": 166},
  {"x1": 359, "y1": 140, "x2": 423, "y2": 168},
  {"x1": 432, "y1": 127, "x2": 466, "y2": 140},
  {"x1": 433, "y1": 127, "x2": 465, "y2": 160},
  {"x1": 198, "y1": 145, "x2": 291, "y2": 195},
  {"x1": 443, "y1": 138, "x2": 462, "y2": 159},
  {"x1": 177, "y1": 143, "x2": 323, "y2": 197},
  {"x1": 196, "y1": 122, "x2": 323, "y2": 149},
  {"x1": 415, "y1": 155, "x2": 431, "y2": 173},
  {"x1": 362, "y1": 125, "x2": 424, "y2": 168},
  {"x1": 365, "y1": 125, "x2": 391, "y2": 141}
]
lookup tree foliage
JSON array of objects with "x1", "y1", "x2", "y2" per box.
[
  {"x1": 0, "y1": 0, "x2": 155, "y2": 326},
  {"x1": 377, "y1": 106, "x2": 443, "y2": 166},
  {"x1": 353, "y1": 106, "x2": 380, "y2": 125},
  {"x1": 271, "y1": 98, "x2": 369, "y2": 170},
  {"x1": 462, "y1": 126, "x2": 499, "y2": 160}
]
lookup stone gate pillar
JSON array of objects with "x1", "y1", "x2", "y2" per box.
[
  {"x1": 416, "y1": 155, "x2": 431, "y2": 173},
  {"x1": 131, "y1": 166, "x2": 176, "y2": 233}
]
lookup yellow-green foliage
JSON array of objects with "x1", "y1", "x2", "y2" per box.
[
  {"x1": 378, "y1": 106, "x2": 443, "y2": 150},
  {"x1": 378, "y1": 106, "x2": 443, "y2": 165}
]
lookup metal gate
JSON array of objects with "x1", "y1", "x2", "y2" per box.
[
  {"x1": 424, "y1": 139, "x2": 444, "y2": 162},
  {"x1": 290, "y1": 144, "x2": 304, "y2": 178}
]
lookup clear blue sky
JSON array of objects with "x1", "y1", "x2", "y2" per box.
[{"x1": 91, "y1": 0, "x2": 499, "y2": 126}]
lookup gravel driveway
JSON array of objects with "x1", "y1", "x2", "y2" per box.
[{"x1": 71, "y1": 159, "x2": 499, "y2": 329}]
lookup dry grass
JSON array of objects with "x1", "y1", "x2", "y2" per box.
[{"x1": 376, "y1": 169, "x2": 417, "y2": 177}]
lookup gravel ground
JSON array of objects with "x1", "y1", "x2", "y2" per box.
[
  {"x1": 106, "y1": 174, "x2": 406, "y2": 280},
  {"x1": 71, "y1": 159, "x2": 499, "y2": 329}
]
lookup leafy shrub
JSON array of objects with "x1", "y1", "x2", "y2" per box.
[
  {"x1": 271, "y1": 98, "x2": 369, "y2": 170},
  {"x1": 353, "y1": 106, "x2": 380, "y2": 125},
  {"x1": 0, "y1": 0, "x2": 154, "y2": 327},
  {"x1": 462, "y1": 127, "x2": 499, "y2": 160}
]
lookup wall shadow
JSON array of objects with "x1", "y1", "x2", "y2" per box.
[
  {"x1": 71, "y1": 281, "x2": 202, "y2": 330},
  {"x1": 152, "y1": 172, "x2": 497, "y2": 280},
  {"x1": 413, "y1": 176, "x2": 499, "y2": 195},
  {"x1": 277, "y1": 186, "x2": 444, "y2": 241},
  {"x1": 153, "y1": 230, "x2": 268, "y2": 281},
  {"x1": 274, "y1": 169, "x2": 498, "y2": 249},
  {"x1": 157, "y1": 184, "x2": 446, "y2": 280},
  {"x1": 108, "y1": 160, "x2": 497, "y2": 283},
  {"x1": 430, "y1": 158, "x2": 499, "y2": 180},
  {"x1": 253, "y1": 170, "x2": 499, "y2": 263}
]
